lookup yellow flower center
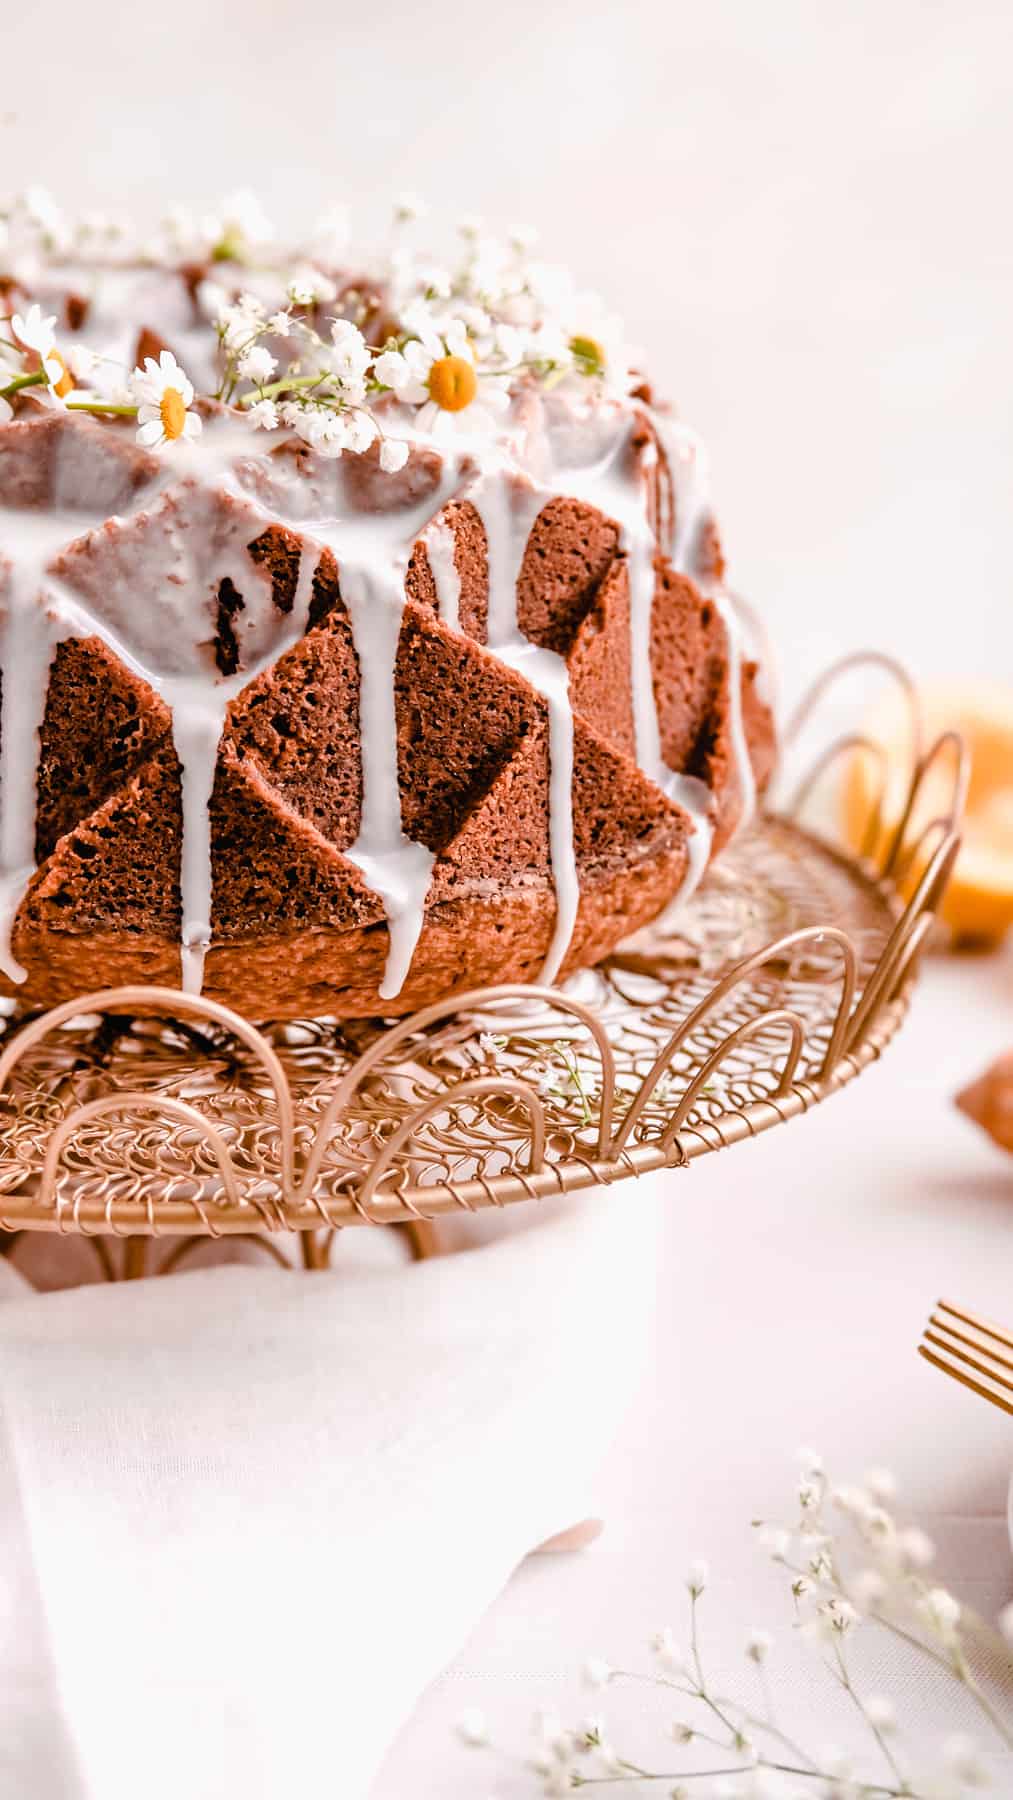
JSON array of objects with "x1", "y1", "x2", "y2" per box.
[
  {"x1": 427, "y1": 354, "x2": 477, "y2": 412},
  {"x1": 569, "y1": 334, "x2": 606, "y2": 377},
  {"x1": 159, "y1": 387, "x2": 187, "y2": 441},
  {"x1": 50, "y1": 350, "x2": 75, "y2": 399}
]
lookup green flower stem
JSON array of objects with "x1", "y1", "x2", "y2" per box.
[
  {"x1": 65, "y1": 402, "x2": 139, "y2": 417},
  {"x1": 236, "y1": 372, "x2": 330, "y2": 407},
  {"x1": 0, "y1": 370, "x2": 48, "y2": 399}
]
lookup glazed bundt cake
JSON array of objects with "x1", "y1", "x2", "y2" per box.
[{"x1": 0, "y1": 197, "x2": 775, "y2": 1019}]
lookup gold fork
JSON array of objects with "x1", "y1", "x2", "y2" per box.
[{"x1": 918, "y1": 1299, "x2": 1013, "y2": 1417}]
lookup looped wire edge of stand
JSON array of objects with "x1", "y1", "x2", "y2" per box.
[{"x1": 0, "y1": 654, "x2": 966, "y2": 1270}]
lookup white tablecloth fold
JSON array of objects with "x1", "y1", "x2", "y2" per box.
[{"x1": 0, "y1": 1188, "x2": 660, "y2": 1800}]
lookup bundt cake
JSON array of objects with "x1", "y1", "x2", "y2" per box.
[{"x1": 0, "y1": 196, "x2": 775, "y2": 1020}]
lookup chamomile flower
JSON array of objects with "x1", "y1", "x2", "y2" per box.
[
  {"x1": 130, "y1": 351, "x2": 202, "y2": 448},
  {"x1": 11, "y1": 304, "x2": 72, "y2": 397}
]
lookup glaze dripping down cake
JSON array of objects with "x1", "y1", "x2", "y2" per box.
[{"x1": 0, "y1": 197, "x2": 775, "y2": 1019}]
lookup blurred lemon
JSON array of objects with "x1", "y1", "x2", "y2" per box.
[{"x1": 842, "y1": 680, "x2": 1013, "y2": 944}]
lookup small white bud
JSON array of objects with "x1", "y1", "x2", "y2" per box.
[
  {"x1": 455, "y1": 1706, "x2": 489, "y2": 1747},
  {"x1": 944, "y1": 1733, "x2": 988, "y2": 1786},
  {"x1": 745, "y1": 1627, "x2": 773, "y2": 1664},
  {"x1": 686, "y1": 1558, "x2": 709, "y2": 1596},
  {"x1": 581, "y1": 1656, "x2": 613, "y2": 1689},
  {"x1": 852, "y1": 1568, "x2": 887, "y2": 1611},
  {"x1": 648, "y1": 1627, "x2": 685, "y2": 1672},
  {"x1": 865, "y1": 1467, "x2": 897, "y2": 1503},
  {"x1": 861, "y1": 1693, "x2": 897, "y2": 1732},
  {"x1": 896, "y1": 1526, "x2": 935, "y2": 1570}
]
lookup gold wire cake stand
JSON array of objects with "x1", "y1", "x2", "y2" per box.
[{"x1": 0, "y1": 656, "x2": 965, "y2": 1278}]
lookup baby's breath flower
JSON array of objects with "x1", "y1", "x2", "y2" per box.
[
  {"x1": 686, "y1": 1558, "x2": 709, "y2": 1597},
  {"x1": 324, "y1": 318, "x2": 371, "y2": 398},
  {"x1": 649, "y1": 1626, "x2": 685, "y2": 1672},
  {"x1": 393, "y1": 193, "x2": 427, "y2": 224},
  {"x1": 944, "y1": 1733, "x2": 988, "y2": 1786},
  {"x1": 237, "y1": 344, "x2": 277, "y2": 385},
  {"x1": 286, "y1": 266, "x2": 336, "y2": 306},
  {"x1": 865, "y1": 1467, "x2": 897, "y2": 1503},
  {"x1": 861, "y1": 1693, "x2": 897, "y2": 1733},
  {"x1": 755, "y1": 1525, "x2": 791, "y2": 1562},
  {"x1": 797, "y1": 1447, "x2": 825, "y2": 1477},
  {"x1": 581, "y1": 1656, "x2": 613, "y2": 1689},
  {"x1": 896, "y1": 1525, "x2": 935, "y2": 1570},
  {"x1": 378, "y1": 436, "x2": 409, "y2": 472},
  {"x1": 808, "y1": 1548, "x2": 833, "y2": 1582},
  {"x1": 671, "y1": 1721, "x2": 694, "y2": 1743},
  {"x1": 851, "y1": 1568, "x2": 887, "y2": 1611},
  {"x1": 818, "y1": 1596, "x2": 860, "y2": 1638},
  {"x1": 268, "y1": 309, "x2": 294, "y2": 338},
  {"x1": 918, "y1": 1586, "x2": 961, "y2": 1642},
  {"x1": 745, "y1": 1628, "x2": 772, "y2": 1664},
  {"x1": 455, "y1": 1706, "x2": 489, "y2": 1747},
  {"x1": 196, "y1": 280, "x2": 229, "y2": 322},
  {"x1": 246, "y1": 397, "x2": 280, "y2": 432},
  {"x1": 508, "y1": 222, "x2": 538, "y2": 254}
]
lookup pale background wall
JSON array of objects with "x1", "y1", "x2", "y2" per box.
[{"x1": 3, "y1": 0, "x2": 1011, "y2": 698}]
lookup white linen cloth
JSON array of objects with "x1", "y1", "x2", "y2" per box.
[{"x1": 0, "y1": 1188, "x2": 661, "y2": 1800}]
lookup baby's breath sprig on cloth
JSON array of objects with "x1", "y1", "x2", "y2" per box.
[{"x1": 455, "y1": 1454, "x2": 1013, "y2": 1797}]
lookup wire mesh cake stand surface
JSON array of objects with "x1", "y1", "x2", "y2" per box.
[{"x1": 0, "y1": 656, "x2": 965, "y2": 1263}]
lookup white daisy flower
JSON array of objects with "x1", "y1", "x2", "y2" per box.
[
  {"x1": 129, "y1": 351, "x2": 202, "y2": 448},
  {"x1": 11, "y1": 304, "x2": 69, "y2": 395}
]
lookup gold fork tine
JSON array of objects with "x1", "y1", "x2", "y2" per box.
[
  {"x1": 923, "y1": 1327, "x2": 1013, "y2": 1394},
  {"x1": 929, "y1": 1313, "x2": 1013, "y2": 1375},
  {"x1": 919, "y1": 1301, "x2": 1013, "y2": 1416},
  {"x1": 918, "y1": 1344, "x2": 1013, "y2": 1417},
  {"x1": 937, "y1": 1298, "x2": 1013, "y2": 1353}
]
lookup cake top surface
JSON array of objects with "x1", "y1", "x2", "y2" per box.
[{"x1": 0, "y1": 187, "x2": 654, "y2": 481}]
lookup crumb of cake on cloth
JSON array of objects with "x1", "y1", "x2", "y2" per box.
[{"x1": 0, "y1": 1186, "x2": 661, "y2": 1800}]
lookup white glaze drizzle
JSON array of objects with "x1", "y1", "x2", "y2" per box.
[
  {"x1": 0, "y1": 378, "x2": 768, "y2": 1007},
  {"x1": 543, "y1": 414, "x2": 716, "y2": 906},
  {"x1": 340, "y1": 561, "x2": 436, "y2": 1001},
  {"x1": 648, "y1": 411, "x2": 757, "y2": 845},
  {"x1": 254, "y1": 450, "x2": 466, "y2": 1001},
  {"x1": 466, "y1": 469, "x2": 579, "y2": 985},
  {"x1": 424, "y1": 520, "x2": 461, "y2": 633}
]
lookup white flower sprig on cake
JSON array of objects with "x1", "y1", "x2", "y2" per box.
[
  {"x1": 454, "y1": 1453, "x2": 1013, "y2": 1796},
  {"x1": 0, "y1": 191, "x2": 644, "y2": 469}
]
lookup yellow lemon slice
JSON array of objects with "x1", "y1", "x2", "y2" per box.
[{"x1": 842, "y1": 680, "x2": 1013, "y2": 944}]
